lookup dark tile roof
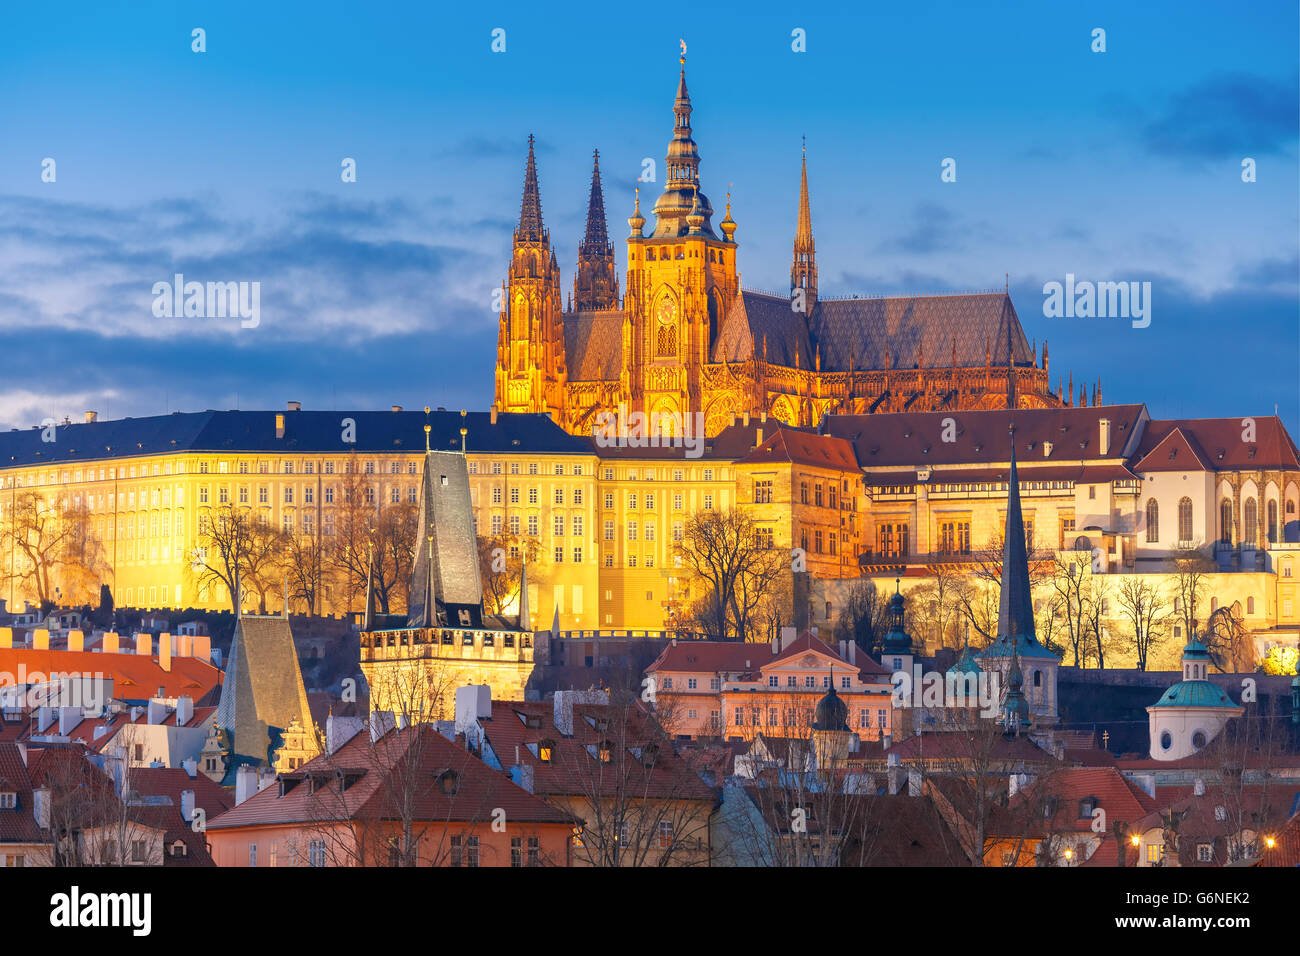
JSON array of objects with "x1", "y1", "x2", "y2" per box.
[
  {"x1": 0, "y1": 409, "x2": 589, "y2": 468},
  {"x1": 734, "y1": 428, "x2": 859, "y2": 471},
  {"x1": 563, "y1": 309, "x2": 623, "y2": 382},
  {"x1": 0, "y1": 742, "x2": 44, "y2": 845},
  {"x1": 714, "y1": 292, "x2": 814, "y2": 368},
  {"x1": 825, "y1": 403, "x2": 1148, "y2": 472}
]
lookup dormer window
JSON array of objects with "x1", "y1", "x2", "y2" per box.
[
  {"x1": 597, "y1": 741, "x2": 613, "y2": 764},
  {"x1": 438, "y1": 770, "x2": 460, "y2": 795},
  {"x1": 1078, "y1": 796, "x2": 1097, "y2": 819},
  {"x1": 0, "y1": 792, "x2": 15, "y2": 809},
  {"x1": 538, "y1": 739, "x2": 555, "y2": 763}
]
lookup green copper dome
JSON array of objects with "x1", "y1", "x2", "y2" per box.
[{"x1": 1151, "y1": 680, "x2": 1239, "y2": 710}]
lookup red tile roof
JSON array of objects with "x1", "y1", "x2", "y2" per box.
[
  {"x1": 0, "y1": 648, "x2": 221, "y2": 701},
  {"x1": 1133, "y1": 416, "x2": 1300, "y2": 471},
  {"x1": 208, "y1": 723, "x2": 572, "y2": 830},
  {"x1": 735, "y1": 429, "x2": 859, "y2": 471},
  {"x1": 0, "y1": 742, "x2": 44, "y2": 845}
]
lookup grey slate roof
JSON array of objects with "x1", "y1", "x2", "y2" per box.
[
  {"x1": 0, "y1": 409, "x2": 590, "y2": 468},
  {"x1": 563, "y1": 309, "x2": 623, "y2": 382},
  {"x1": 407, "y1": 450, "x2": 485, "y2": 628},
  {"x1": 712, "y1": 290, "x2": 1034, "y2": 372},
  {"x1": 215, "y1": 614, "x2": 314, "y2": 768}
]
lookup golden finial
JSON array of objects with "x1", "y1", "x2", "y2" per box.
[
  {"x1": 679, "y1": 38, "x2": 686, "y2": 65},
  {"x1": 423, "y1": 405, "x2": 431, "y2": 452}
]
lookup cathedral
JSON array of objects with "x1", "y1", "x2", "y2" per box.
[{"x1": 494, "y1": 54, "x2": 1063, "y2": 439}]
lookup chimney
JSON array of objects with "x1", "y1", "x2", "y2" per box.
[
  {"x1": 235, "y1": 765, "x2": 259, "y2": 805},
  {"x1": 770, "y1": 636, "x2": 779, "y2": 654},
  {"x1": 391, "y1": 404, "x2": 403, "y2": 413},
  {"x1": 159, "y1": 632, "x2": 172, "y2": 672},
  {"x1": 742, "y1": 411, "x2": 750, "y2": 427},
  {"x1": 1043, "y1": 440, "x2": 1053, "y2": 457},
  {"x1": 84, "y1": 411, "x2": 98, "y2": 423},
  {"x1": 275, "y1": 413, "x2": 286, "y2": 439},
  {"x1": 908, "y1": 769, "x2": 922, "y2": 797},
  {"x1": 286, "y1": 400, "x2": 301, "y2": 412},
  {"x1": 30, "y1": 628, "x2": 51, "y2": 650},
  {"x1": 58, "y1": 706, "x2": 82, "y2": 736},
  {"x1": 176, "y1": 696, "x2": 194, "y2": 726},
  {"x1": 35, "y1": 707, "x2": 55, "y2": 734},
  {"x1": 780, "y1": 626, "x2": 797, "y2": 652},
  {"x1": 147, "y1": 698, "x2": 167, "y2": 725},
  {"x1": 176, "y1": 633, "x2": 191, "y2": 657},
  {"x1": 490, "y1": 406, "x2": 498, "y2": 425},
  {"x1": 102, "y1": 632, "x2": 119, "y2": 654},
  {"x1": 135, "y1": 632, "x2": 151, "y2": 656},
  {"x1": 191, "y1": 634, "x2": 211, "y2": 661},
  {"x1": 455, "y1": 685, "x2": 493, "y2": 736},
  {"x1": 326, "y1": 715, "x2": 366, "y2": 754},
  {"x1": 513, "y1": 763, "x2": 535, "y2": 794},
  {"x1": 755, "y1": 427, "x2": 763, "y2": 446},
  {"x1": 33, "y1": 787, "x2": 50, "y2": 830},
  {"x1": 369, "y1": 710, "x2": 396, "y2": 743},
  {"x1": 0, "y1": 627, "x2": 10, "y2": 649},
  {"x1": 886, "y1": 752, "x2": 902, "y2": 794},
  {"x1": 181, "y1": 758, "x2": 197, "y2": 778},
  {"x1": 848, "y1": 642, "x2": 857, "y2": 665},
  {"x1": 553, "y1": 689, "x2": 608, "y2": 736},
  {"x1": 1099, "y1": 418, "x2": 1111, "y2": 456},
  {"x1": 258, "y1": 767, "x2": 276, "y2": 792},
  {"x1": 760, "y1": 410, "x2": 767, "y2": 423},
  {"x1": 180, "y1": 789, "x2": 195, "y2": 823},
  {"x1": 67, "y1": 629, "x2": 84, "y2": 652}
]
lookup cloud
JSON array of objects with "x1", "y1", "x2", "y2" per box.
[
  {"x1": 873, "y1": 202, "x2": 970, "y2": 256},
  {"x1": 1140, "y1": 73, "x2": 1299, "y2": 161}
]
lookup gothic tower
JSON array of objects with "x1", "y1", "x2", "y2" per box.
[
  {"x1": 495, "y1": 135, "x2": 566, "y2": 417},
  {"x1": 623, "y1": 53, "x2": 738, "y2": 434},
  {"x1": 573, "y1": 149, "x2": 620, "y2": 311},
  {"x1": 790, "y1": 144, "x2": 817, "y2": 314}
]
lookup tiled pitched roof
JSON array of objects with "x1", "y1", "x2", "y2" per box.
[
  {"x1": 734, "y1": 429, "x2": 859, "y2": 471},
  {"x1": 207, "y1": 723, "x2": 572, "y2": 829},
  {"x1": 1009, "y1": 767, "x2": 1159, "y2": 836},
  {"x1": 647, "y1": 641, "x2": 765, "y2": 675},
  {"x1": 563, "y1": 309, "x2": 623, "y2": 381},
  {"x1": 825, "y1": 403, "x2": 1147, "y2": 471},
  {"x1": 0, "y1": 742, "x2": 44, "y2": 844},
  {"x1": 714, "y1": 292, "x2": 814, "y2": 368},
  {"x1": 1133, "y1": 416, "x2": 1300, "y2": 471},
  {"x1": 0, "y1": 648, "x2": 221, "y2": 701},
  {"x1": 809, "y1": 292, "x2": 1033, "y2": 371},
  {"x1": 129, "y1": 767, "x2": 235, "y2": 866},
  {"x1": 481, "y1": 700, "x2": 717, "y2": 804},
  {"x1": 1131, "y1": 426, "x2": 1214, "y2": 472}
]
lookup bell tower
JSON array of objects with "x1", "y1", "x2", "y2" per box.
[
  {"x1": 495, "y1": 135, "x2": 566, "y2": 417},
  {"x1": 574, "y1": 149, "x2": 620, "y2": 311}
]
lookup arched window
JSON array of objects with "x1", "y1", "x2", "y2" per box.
[
  {"x1": 1192, "y1": 730, "x2": 1207, "y2": 750},
  {"x1": 1244, "y1": 499, "x2": 1257, "y2": 543},
  {"x1": 1267, "y1": 500, "x2": 1278, "y2": 542},
  {"x1": 1145, "y1": 498, "x2": 1159, "y2": 543},
  {"x1": 656, "y1": 324, "x2": 676, "y2": 357},
  {"x1": 1220, "y1": 498, "x2": 1232, "y2": 545},
  {"x1": 1178, "y1": 497, "x2": 1193, "y2": 542},
  {"x1": 1160, "y1": 731, "x2": 1172, "y2": 751}
]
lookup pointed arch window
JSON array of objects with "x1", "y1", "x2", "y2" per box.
[
  {"x1": 1267, "y1": 500, "x2": 1278, "y2": 543},
  {"x1": 1244, "y1": 499, "x2": 1258, "y2": 544},
  {"x1": 1178, "y1": 496, "x2": 1193, "y2": 542},
  {"x1": 1145, "y1": 498, "x2": 1159, "y2": 543},
  {"x1": 1220, "y1": 498, "x2": 1233, "y2": 545}
]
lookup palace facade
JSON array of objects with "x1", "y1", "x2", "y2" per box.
[{"x1": 493, "y1": 55, "x2": 1064, "y2": 439}]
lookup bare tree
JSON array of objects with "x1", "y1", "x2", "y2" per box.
[
  {"x1": 1050, "y1": 550, "x2": 1095, "y2": 666},
  {"x1": 476, "y1": 532, "x2": 540, "y2": 619},
  {"x1": 0, "y1": 491, "x2": 104, "y2": 607},
  {"x1": 674, "y1": 508, "x2": 784, "y2": 641},
  {"x1": 1115, "y1": 576, "x2": 1170, "y2": 671},
  {"x1": 1173, "y1": 547, "x2": 1212, "y2": 646}
]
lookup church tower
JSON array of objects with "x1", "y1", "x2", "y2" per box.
[
  {"x1": 623, "y1": 53, "x2": 739, "y2": 434},
  {"x1": 495, "y1": 135, "x2": 566, "y2": 417},
  {"x1": 790, "y1": 144, "x2": 817, "y2": 314},
  {"x1": 573, "y1": 149, "x2": 620, "y2": 311}
]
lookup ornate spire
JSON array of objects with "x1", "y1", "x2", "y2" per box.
[
  {"x1": 627, "y1": 187, "x2": 645, "y2": 237},
  {"x1": 517, "y1": 551, "x2": 530, "y2": 630},
  {"x1": 996, "y1": 437, "x2": 1035, "y2": 646},
  {"x1": 515, "y1": 134, "x2": 546, "y2": 243},
  {"x1": 790, "y1": 139, "x2": 817, "y2": 308},
  {"x1": 651, "y1": 49, "x2": 715, "y2": 238},
  {"x1": 580, "y1": 149, "x2": 611, "y2": 256}
]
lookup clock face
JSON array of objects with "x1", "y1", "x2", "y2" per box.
[{"x1": 656, "y1": 298, "x2": 676, "y2": 326}]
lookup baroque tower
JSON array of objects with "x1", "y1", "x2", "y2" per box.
[
  {"x1": 495, "y1": 135, "x2": 566, "y2": 416},
  {"x1": 623, "y1": 52, "x2": 739, "y2": 433},
  {"x1": 573, "y1": 149, "x2": 620, "y2": 311},
  {"x1": 790, "y1": 143, "x2": 817, "y2": 313}
]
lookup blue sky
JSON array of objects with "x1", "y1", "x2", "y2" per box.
[{"x1": 0, "y1": 0, "x2": 1296, "y2": 433}]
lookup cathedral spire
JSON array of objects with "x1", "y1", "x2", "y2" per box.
[
  {"x1": 997, "y1": 437, "x2": 1035, "y2": 646},
  {"x1": 574, "y1": 148, "x2": 620, "y2": 310},
  {"x1": 651, "y1": 47, "x2": 715, "y2": 238},
  {"x1": 580, "y1": 149, "x2": 611, "y2": 255},
  {"x1": 790, "y1": 139, "x2": 817, "y2": 310},
  {"x1": 516, "y1": 134, "x2": 546, "y2": 243}
]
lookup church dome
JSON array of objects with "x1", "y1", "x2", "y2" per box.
[{"x1": 812, "y1": 684, "x2": 849, "y2": 733}]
